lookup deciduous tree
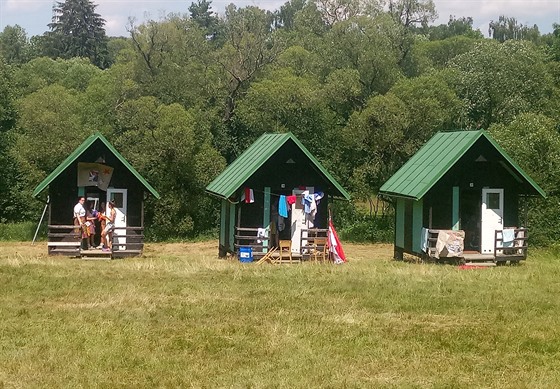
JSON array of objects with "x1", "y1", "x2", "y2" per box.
[
  {"x1": 0, "y1": 25, "x2": 31, "y2": 65},
  {"x1": 448, "y1": 40, "x2": 553, "y2": 128}
]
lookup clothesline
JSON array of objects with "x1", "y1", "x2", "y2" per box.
[
  {"x1": 243, "y1": 187, "x2": 321, "y2": 198},
  {"x1": 228, "y1": 186, "x2": 325, "y2": 204}
]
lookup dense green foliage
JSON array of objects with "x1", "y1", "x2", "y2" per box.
[{"x1": 1, "y1": 0, "x2": 560, "y2": 242}]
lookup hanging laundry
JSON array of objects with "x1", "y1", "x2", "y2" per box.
[
  {"x1": 303, "y1": 192, "x2": 317, "y2": 218},
  {"x1": 257, "y1": 227, "x2": 269, "y2": 243},
  {"x1": 278, "y1": 195, "x2": 288, "y2": 218},
  {"x1": 287, "y1": 195, "x2": 297, "y2": 205},
  {"x1": 240, "y1": 188, "x2": 254, "y2": 204},
  {"x1": 301, "y1": 190, "x2": 310, "y2": 213},
  {"x1": 502, "y1": 228, "x2": 515, "y2": 248},
  {"x1": 277, "y1": 216, "x2": 285, "y2": 232},
  {"x1": 314, "y1": 191, "x2": 324, "y2": 205}
]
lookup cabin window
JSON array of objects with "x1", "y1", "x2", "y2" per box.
[
  {"x1": 486, "y1": 192, "x2": 500, "y2": 210},
  {"x1": 112, "y1": 192, "x2": 124, "y2": 208}
]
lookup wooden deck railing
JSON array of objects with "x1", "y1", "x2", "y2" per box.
[
  {"x1": 494, "y1": 228, "x2": 528, "y2": 261},
  {"x1": 300, "y1": 228, "x2": 328, "y2": 260},
  {"x1": 111, "y1": 226, "x2": 144, "y2": 257},
  {"x1": 234, "y1": 227, "x2": 269, "y2": 256},
  {"x1": 47, "y1": 225, "x2": 81, "y2": 256},
  {"x1": 425, "y1": 227, "x2": 528, "y2": 262},
  {"x1": 47, "y1": 224, "x2": 144, "y2": 257}
]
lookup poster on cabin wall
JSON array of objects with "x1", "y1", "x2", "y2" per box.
[{"x1": 77, "y1": 162, "x2": 114, "y2": 191}]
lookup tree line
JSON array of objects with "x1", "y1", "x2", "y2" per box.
[{"x1": 1, "y1": 0, "x2": 560, "y2": 244}]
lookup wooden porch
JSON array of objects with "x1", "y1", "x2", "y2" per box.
[
  {"x1": 234, "y1": 227, "x2": 330, "y2": 263},
  {"x1": 426, "y1": 228, "x2": 528, "y2": 265},
  {"x1": 47, "y1": 224, "x2": 145, "y2": 259}
]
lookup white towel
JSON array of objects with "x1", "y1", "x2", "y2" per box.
[
  {"x1": 257, "y1": 227, "x2": 268, "y2": 243},
  {"x1": 421, "y1": 227, "x2": 429, "y2": 253}
]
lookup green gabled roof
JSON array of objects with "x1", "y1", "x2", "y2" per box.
[
  {"x1": 205, "y1": 132, "x2": 350, "y2": 200},
  {"x1": 33, "y1": 132, "x2": 160, "y2": 199},
  {"x1": 379, "y1": 130, "x2": 546, "y2": 200}
]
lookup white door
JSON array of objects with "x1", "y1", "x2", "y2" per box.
[
  {"x1": 107, "y1": 188, "x2": 127, "y2": 250},
  {"x1": 481, "y1": 188, "x2": 503, "y2": 254},
  {"x1": 291, "y1": 187, "x2": 314, "y2": 253}
]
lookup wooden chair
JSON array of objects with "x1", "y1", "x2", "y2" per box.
[
  {"x1": 256, "y1": 247, "x2": 278, "y2": 265},
  {"x1": 312, "y1": 237, "x2": 329, "y2": 262},
  {"x1": 279, "y1": 240, "x2": 293, "y2": 263}
]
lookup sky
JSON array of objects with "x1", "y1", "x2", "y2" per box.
[{"x1": 0, "y1": 0, "x2": 559, "y2": 38}]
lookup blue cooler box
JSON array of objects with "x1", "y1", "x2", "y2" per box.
[{"x1": 239, "y1": 247, "x2": 253, "y2": 262}]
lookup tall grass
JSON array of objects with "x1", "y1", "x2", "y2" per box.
[
  {"x1": 0, "y1": 221, "x2": 45, "y2": 241},
  {"x1": 1, "y1": 242, "x2": 559, "y2": 388}
]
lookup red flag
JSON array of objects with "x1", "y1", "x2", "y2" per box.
[{"x1": 328, "y1": 219, "x2": 346, "y2": 264}]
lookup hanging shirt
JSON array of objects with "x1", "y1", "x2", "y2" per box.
[
  {"x1": 303, "y1": 192, "x2": 317, "y2": 217},
  {"x1": 301, "y1": 191, "x2": 310, "y2": 213},
  {"x1": 314, "y1": 191, "x2": 324, "y2": 205}
]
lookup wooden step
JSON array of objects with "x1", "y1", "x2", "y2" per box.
[
  {"x1": 462, "y1": 262, "x2": 496, "y2": 267},
  {"x1": 80, "y1": 248, "x2": 112, "y2": 260},
  {"x1": 112, "y1": 249, "x2": 143, "y2": 258},
  {"x1": 49, "y1": 248, "x2": 81, "y2": 256},
  {"x1": 48, "y1": 241, "x2": 81, "y2": 247}
]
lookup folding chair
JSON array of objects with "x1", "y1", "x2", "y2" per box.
[{"x1": 256, "y1": 247, "x2": 278, "y2": 264}]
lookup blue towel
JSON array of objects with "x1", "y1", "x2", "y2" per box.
[
  {"x1": 278, "y1": 195, "x2": 288, "y2": 218},
  {"x1": 502, "y1": 229, "x2": 515, "y2": 247}
]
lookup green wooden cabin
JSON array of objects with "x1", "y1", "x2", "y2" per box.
[
  {"x1": 205, "y1": 132, "x2": 350, "y2": 258},
  {"x1": 33, "y1": 132, "x2": 160, "y2": 258},
  {"x1": 379, "y1": 130, "x2": 546, "y2": 262}
]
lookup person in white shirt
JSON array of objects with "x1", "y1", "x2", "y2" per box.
[{"x1": 73, "y1": 197, "x2": 86, "y2": 249}]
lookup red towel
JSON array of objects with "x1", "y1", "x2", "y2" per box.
[{"x1": 244, "y1": 188, "x2": 254, "y2": 203}]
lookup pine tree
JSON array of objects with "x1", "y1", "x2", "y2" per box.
[{"x1": 47, "y1": 0, "x2": 109, "y2": 68}]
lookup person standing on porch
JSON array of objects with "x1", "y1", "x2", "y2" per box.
[
  {"x1": 100, "y1": 200, "x2": 116, "y2": 251},
  {"x1": 73, "y1": 197, "x2": 87, "y2": 249},
  {"x1": 85, "y1": 201, "x2": 97, "y2": 249}
]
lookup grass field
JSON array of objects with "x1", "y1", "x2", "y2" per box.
[{"x1": 1, "y1": 241, "x2": 560, "y2": 388}]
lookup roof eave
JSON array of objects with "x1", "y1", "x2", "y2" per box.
[
  {"x1": 205, "y1": 132, "x2": 351, "y2": 201},
  {"x1": 96, "y1": 134, "x2": 161, "y2": 199},
  {"x1": 288, "y1": 134, "x2": 351, "y2": 201},
  {"x1": 32, "y1": 132, "x2": 160, "y2": 200},
  {"x1": 482, "y1": 130, "x2": 547, "y2": 199},
  {"x1": 32, "y1": 133, "x2": 98, "y2": 198}
]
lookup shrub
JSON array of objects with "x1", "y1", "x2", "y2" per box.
[
  {"x1": 0, "y1": 221, "x2": 46, "y2": 241},
  {"x1": 331, "y1": 201, "x2": 394, "y2": 243}
]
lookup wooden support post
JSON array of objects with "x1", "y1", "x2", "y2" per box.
[
  {"x1": 229, "y1": 202, "x2": 237, "y2": 253},
  {"x1": 452, "y1": 186, "x2": 460, "y2": 230},
  {"x1": 412, "y1": 198, "x2": 423, "y2": 254},
  {"x1": 262, "y1": 187, "x2": 271, "y2": 252},
  {"x1": 219, "y1": 200, "x2": 227, "y2": 257},
  {"x1": 395, "y1": 198, "x2": 405, "y2": 248}
]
